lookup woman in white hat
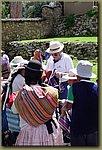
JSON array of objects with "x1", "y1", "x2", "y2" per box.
[
  {"x1": 10, "y1": 63, "x2": 27, "y2": 93},
  {"x1": 10, "y1": 56, "x2": 28, "y2": 73},
  {"x1": 2, "y1": 61, "x2": 28, "y2": 146},
  {"x1": 61, "y1": 60, "x2": 98, "y2": 146}
]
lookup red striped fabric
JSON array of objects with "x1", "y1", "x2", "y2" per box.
[{"x1": 14, "y1": 85, "x2": 58, "y2": 127}]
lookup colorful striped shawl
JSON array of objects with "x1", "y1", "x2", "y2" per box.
[{"x1": 14, "y1": 85, "x2": 58, "y2": 127}]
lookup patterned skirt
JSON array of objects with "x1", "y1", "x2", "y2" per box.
[{"x1": 15, "y1": 118, "x2": 64, "y2": 146}]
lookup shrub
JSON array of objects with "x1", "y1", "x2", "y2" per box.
[
  {"x1": 65, "y1": 14, "x2": 75, "y2": 29},
  {"x1": 86, "y1": 9, "x2": 98, "y2": 17}
]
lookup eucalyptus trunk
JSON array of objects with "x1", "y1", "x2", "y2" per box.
[{"x1": 10, "y1": 2, "x2": 22, "y2": 18}]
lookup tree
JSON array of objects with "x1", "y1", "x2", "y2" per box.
[{"x1": 10, "y1": 2, "x2": 22, "y2": 18}]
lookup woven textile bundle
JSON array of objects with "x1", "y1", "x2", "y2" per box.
[
  {"x1": 14, "y1": 85, "x2": 58, "y2": 127},
  {"x1": 58, "y1": 114, "x2": 71, "y2": 133}
]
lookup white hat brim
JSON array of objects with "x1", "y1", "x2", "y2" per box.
[
  {"x1": 71, "y1": 68, "x2": 96, "y2": 78},
  {"x1": 62, "y1": 74, "x2": 77, "y2": 80},
  {"x1": 10, "y1": 62, "x2": 20, "y2": 66},
  {"x1": 10, "y1": 59, "x2": 28, "y2": 66},
  {"x1": 14, "y1": 66, "x2": 25, "y2": 70},
  {"x1": 45, "y1": 48, "x2": 50, "y2": 53}
]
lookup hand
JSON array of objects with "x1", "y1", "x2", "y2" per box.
[
  {"x1": 55, "y1": 71, "x2": 62, "y2": 78},
  {"x1": 61, "y1": 110, "x2": 67, "y2": 116},
  {"x1": 61, "y1": 102, "x2": 68, "y2": 115}
]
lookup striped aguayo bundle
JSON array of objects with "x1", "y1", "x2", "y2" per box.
[
  {"x1": 58, "y1": 114, "x2": 71, "y2": 133},
  {"x1": 14, "y1": 85, "x2": 58, "y2": 127}
]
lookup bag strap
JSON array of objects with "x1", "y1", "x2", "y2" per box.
[
  {"x1": 48, "y1": 69, "x2": 56, "y2": 85},
  {"x1": 44, "y1": 118, "x2": 57, "y2": 134},
  {"x1": 3, "y1": 83, "x2": 10, "y2": 110}
]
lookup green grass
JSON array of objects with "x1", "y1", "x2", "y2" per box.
[
  {"x1": 17, "y1": 37, "x2": 97, "y2": 43},
  {"x1": 16, "y1": 36, "x2": 98, "y2": 82}
]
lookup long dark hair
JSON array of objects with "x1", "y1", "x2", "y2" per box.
[
  {"x1": 25, "y1": 68, "x2": 42, "y2": 86},
  {"x1": 9, "y1": 69, "x2": 24, "y2": 93}
]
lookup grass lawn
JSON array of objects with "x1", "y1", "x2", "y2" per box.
[
  {"x1": 17, "y1": 36, "x2": 97, "y2": 43},
  {"x1": 17, "y1": 36, "x2": 98, "y2": 82}
]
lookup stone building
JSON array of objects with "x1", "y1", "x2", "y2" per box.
[{"x1": 64, "y1": 1, "x2": 98, "y2": 16}]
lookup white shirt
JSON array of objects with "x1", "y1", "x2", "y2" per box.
[
  {"x1": 12, "y1": 74, "x2": 25, "y2": 93},
  {"x1": 46, "y1": 53, "x2": 74, "y2": 82}
]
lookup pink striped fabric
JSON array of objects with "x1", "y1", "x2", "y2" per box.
[
  {"x1": 58, "y1": 114, "x2": 71, "y2": 133},
  {"x1": 14, "y1": 85, "x2": 58, "y2": 126}
]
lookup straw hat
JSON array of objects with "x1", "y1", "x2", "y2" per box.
[
  {"x1": 71, "y1": 60, "x2": 96, "y2": 78},
  {"x1": 47, "y1": 41, "x2": 64, "y2": 54}
]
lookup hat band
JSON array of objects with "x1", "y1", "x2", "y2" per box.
[
  {"x1": 26, "y1": 66, "x2": 43, "y2": 72},
  {"x1": 50, "y1": 47, "x2": 60, "y2": 51}
]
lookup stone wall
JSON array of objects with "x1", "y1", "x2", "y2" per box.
[
  {"x1": 53, "y1": 14, "x2": 98, "y2": 37},
  {"x1": 2, "y1": 5, "x2": 98, "y2": 51},
  {"x1": 7, "y1": 41, "x2": 98, "y2": 61},
  {"x1": 2, "y1": 18, "x2": 53, "y2": 49}
]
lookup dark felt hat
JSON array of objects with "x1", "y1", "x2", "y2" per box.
[{"x1": 25, "y1": 60, "x2": 43, "y2": 72}]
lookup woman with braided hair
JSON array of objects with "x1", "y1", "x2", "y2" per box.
[{"x1": 11, "y1": 60, "x2": 64, "y2": 146}]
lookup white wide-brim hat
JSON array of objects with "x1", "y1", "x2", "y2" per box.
[
  {"x1": 47, "y1": 41, "x2": 64, "y2": 54},
  {"x1": 10, "y1": 56, "x2": 28, "y2": 67},
  {"x1": 71, "y1": 60, "x2": 96, "y2": 78},
  {"x1": 62, "y1": 74, "x2": 77, "y2": 80},
  {"x1": 62, "y1": 69, "x2": 77, "y2": 80},
  {"x1": 14, "y1": 62, "x2": 28, "y2": 71}
]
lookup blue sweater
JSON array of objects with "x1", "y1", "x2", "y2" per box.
[{"x1": 71, "y1": 80, "x2": 98, "y2": 135}]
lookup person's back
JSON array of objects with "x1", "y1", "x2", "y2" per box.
[
  {"x1": 2, "y1": 63, "x2": 27, "y2": 146},
  {"x1": 71, "y1": 80, "x2": 98, "y2": 135},
  {"x1": 65, "y1": 60, "x2": 98, "y2": 146},
  {"x1": 11, "y1": 60, "x2": 64, "y2": 146},
  {"x1": 12, "y1": 73, "x2": 25, "y2": 93}
]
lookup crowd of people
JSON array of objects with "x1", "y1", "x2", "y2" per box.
[{"x1": 1, "y1": 41, "x2": 98, "y2": 146}]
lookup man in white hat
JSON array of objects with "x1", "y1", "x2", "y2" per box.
[
  {"x1": 61, "y1": 60, "x2": 98, "y2": 146},
  {"x1": 43, "y1": 41, "x2": 74, "y2": 118}
]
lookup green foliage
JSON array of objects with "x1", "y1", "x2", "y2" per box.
[
  {"x1": 65, "y1": 14, "x2": 75, "y2": 29},
  {"x1": 27, "y1": 5, "x2": 36, "y2": 18},
  {"x1": 26, "y1": 2, "x2": 47, "y2": 18},
  {"x1": 86, "y1": 9, "x2": 98, "y2": 17},
  {"x1": 2, "y1": 2, "x2": 10, "y2": 18}
]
